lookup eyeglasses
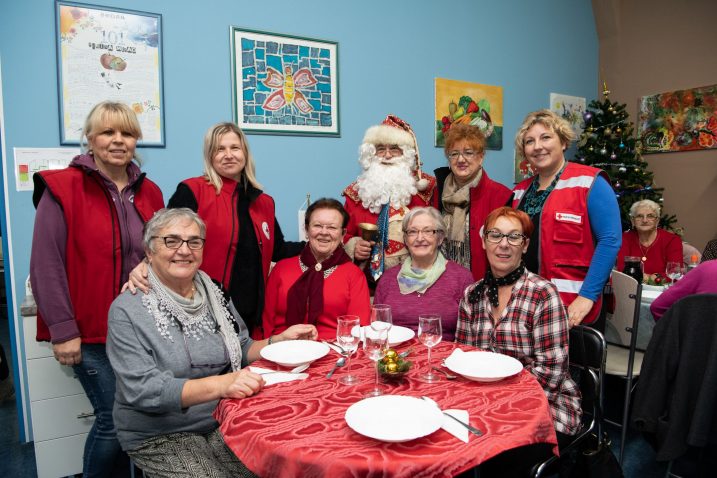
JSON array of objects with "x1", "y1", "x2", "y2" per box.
[
  {"x1": 484, "y1": 230, "x2": 526, "y2": 246},
  {"x1": 405, "y1": 229, "x2": 439, "y2": 238},
  {"x1": 375, "y1": 145, "x2": 403, "y2": 157},
  {"x1": 447, "y1": 150, "x2": 479, "y2": 161},
  {"x1": 309, "y1": 223, "x2": 342, "y2": 234},
  {"x1": 152, "y1": 235, "x2": 206, "y2": 250},
  {"x1": 632, "y1": 213, "x2": 658, "y2": 221}
]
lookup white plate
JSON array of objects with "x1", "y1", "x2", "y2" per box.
[
  {"x1": 352, "y1": 325, "x2": 416, "y2": 346},
  {"x1": 345, "y1": 395, "x2": 444, "y2": 442},
  {"x1": 642, "y1": 284, "x2": 665, "y2": 292},
  {"x1": 444, "y1": 350, "x2": 523, "y2": 382},
  {"x1": 259, "y1": 340, "x2": 329, "y2": 367}
]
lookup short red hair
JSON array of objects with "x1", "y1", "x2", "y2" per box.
[{"x1": 484, "y1": 206, "x2": 534, "y2": 237}]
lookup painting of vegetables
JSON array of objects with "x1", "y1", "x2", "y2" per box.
[
  {"x1": 435, "y1": 78, "x2": 503, "y2": 149},
  {"x1": 638, "y1": 84, "x2": 717, "y2": 153}
]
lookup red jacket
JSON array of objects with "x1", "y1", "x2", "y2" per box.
[
  {"x1": 512, "y1": 163, "x2": 606, "y2": 324},
  {"x1": 435, "y1": 167, "x2": 512, "y2": 280},
  {"x1": 34, "y1": 167, "x2": 163, "y2": 342},
  {"x1": 182, "y1": 177, "x2": 276, "y2": 291}
]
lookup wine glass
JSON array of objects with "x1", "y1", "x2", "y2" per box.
[
  {"x1": 417, "y1": 315, "x2": 443, "y2": 383},
  {"x1": 370, "y1": 304, "x2": 393, "y2": 334},
  {"x1": 665, "y1": 261, "x2": 683, "y2": 287},
  {"x1": 363, "y1": 321, "x2": 390, "y2": 397},
  {"x1": 336, "y1": 316, "x2": 361, "y2": 385}
]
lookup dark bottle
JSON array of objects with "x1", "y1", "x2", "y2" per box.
[{"x1": 622, "y1": 256, "x2": 643, "y2": 283}]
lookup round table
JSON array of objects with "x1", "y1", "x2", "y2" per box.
[{"x1": 215, "y1": 341, "x2": 557, "y2": 478}]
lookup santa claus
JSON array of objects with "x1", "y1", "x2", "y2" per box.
[{"x1": 342, "y1": 115, "x2": 437, "y2": 281}]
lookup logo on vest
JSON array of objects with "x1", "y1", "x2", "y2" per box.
[
  {"x1": 555, "y1": 212, "x2": 582, "y2": 224},
  {"x1": 262, "y1": 221, "x2": 270, "y2": 240}
]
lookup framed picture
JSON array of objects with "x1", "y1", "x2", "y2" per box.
[
  {"x1": 435, "y1": 78, "x2": 503, "y2": 149},
  {"x1": 513, "y1": 149, "x2": 535, "y2": 184},
  {"x1": 55, "y1": 2, "x2": 165, "y2": 146},
  {"x1": 231, "y1": 27, "x2": 339, "y2": 136},
  {"x1": 550, "y1": 93, "x2": 586, "y2": 137},
  {"x1": 638, "y1": 84, "x2": 717, "y2": 153}
]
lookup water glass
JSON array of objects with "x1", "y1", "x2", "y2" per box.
[
  {"x1": 363, "y1": 322, "x2": 389, "y2": 397},
  {"x1": 417, "y1": 315, "x2": 443, "y2": 383},
  {"x1": 370, "y1": 304, "x2": 393, "y2": 333},
  {"x1": 336, "y1": 316, "x2": 361, "y2": 385},
  {"x1": 665, "y1": 261, "x2": 683, "y2": 287}
]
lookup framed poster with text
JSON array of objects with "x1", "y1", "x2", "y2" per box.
[{"x1": 56, "y1": 2, "x2": 165, "y2": 146}]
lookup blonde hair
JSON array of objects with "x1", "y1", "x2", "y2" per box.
[
  {"x1": 82, "y1": 101, "x2": 143, "y2": 164},
  {"x1": 514, "y1": 109, "x2": 575, "y2": 159},
  {"x1": 202, "y1": 122, "x2": 262, "y2": 194}
]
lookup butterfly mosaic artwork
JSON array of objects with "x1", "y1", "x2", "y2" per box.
[{"x1": 232, "y1": 28, "x2": 339, "y2": 136}]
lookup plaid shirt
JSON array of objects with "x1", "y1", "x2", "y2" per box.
[{"x1": 456, "y1": 270, "x2": 582, "y2": 435}]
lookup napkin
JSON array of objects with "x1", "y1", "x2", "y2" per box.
[
  {"x1": 249, "y1": 367, "x2": 309, "y2": 386},
  {"x1": 442, "y1": 409, "x2": 470, "y2": 443}
]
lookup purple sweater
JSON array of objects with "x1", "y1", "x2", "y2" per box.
[
  {"x1": 374, "y1": 261, "x2": 475, "y2": 341},
  {"x1": 650, "y1": 260, "x2": 717, "y2": 321}
]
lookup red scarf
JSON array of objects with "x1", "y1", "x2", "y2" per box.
[{"x1": 286, "y1": 245, "x2": 351, "y2": 327}]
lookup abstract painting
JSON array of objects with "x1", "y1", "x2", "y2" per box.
[
  {"x1": 638, "y1": 84, "x2": 717, "y2": 153},
  {"x1": 231, "y1": 27, "x2": 339, "y2": 136},
  {"x1": 435, "y1": 78, "x2": 503, "y2": 149},
  {"x1": 550, "y1": 93, "x2": 586, "y2": 137}
]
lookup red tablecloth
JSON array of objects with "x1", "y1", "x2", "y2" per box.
[{"x1": 215, "y1": 341, "x2": 557, "y2": 478}]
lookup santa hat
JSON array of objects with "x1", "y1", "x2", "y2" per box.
[{"x1": 362, "y1": 115, "x2": 429, "y2": 191}]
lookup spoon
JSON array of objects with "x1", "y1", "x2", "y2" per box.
[
  {"x1": 326, "y1": 357, "x2": 347, "y2": 378},
  {"x1": 258, "y1": 363, "x2": 310, "y2": 375},
  {"x1": 432, "y1": 366, "x2": 458, "y2": 380}
]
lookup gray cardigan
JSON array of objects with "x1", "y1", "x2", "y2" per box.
[{"x1": 106, "y1": 290, "x2": 253, "y2": 451}]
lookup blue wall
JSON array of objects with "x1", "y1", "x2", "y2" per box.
[{"x1": 0, "y1": 0, "x2": 597, "y2": 331}]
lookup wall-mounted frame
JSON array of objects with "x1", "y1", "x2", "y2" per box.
[
  {"x1": 231, "y1": 27, "x2": 339, "y2": 137},
  {"x1": 55, "y1": 1, "x2": 165, "y2": 146}
]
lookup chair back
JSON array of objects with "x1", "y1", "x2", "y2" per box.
[
  {"x1": 605, "y1": 270, "x2": 642, "y2": 347},
  {"x1": 569, "y1": 325, "x2": 607, "y2": 432}
]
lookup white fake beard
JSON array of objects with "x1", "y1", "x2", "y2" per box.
[{"x1": 356, "y1": 147, "x2": 417, "y2": 214}]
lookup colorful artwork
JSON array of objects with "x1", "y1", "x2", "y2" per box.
[
  {"x1": 550, "y1": 93, "x2": 586, "y2": 136},
  {"x1": 56, "y1": 2, "x2": 164, "y2": 146},
  {"x1": 638, "y1": 84, "x2": 717, "y2": 153},
  {"x1": 435, "y1": 78, "x2": 503, "y2": 149},
  {"x1": 513, "y1": 149, "x2": 536, "y2": 184},
  {"x1": 232, "y1": 28, "x2": 339, "y2": 136}
]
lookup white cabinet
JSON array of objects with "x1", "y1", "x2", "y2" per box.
[{"x1": 23, "y1": 315, "x2": 90, "y2": 478}]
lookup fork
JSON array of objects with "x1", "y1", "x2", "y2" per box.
[{"x1": 421, "y1": 396, "x2": 482, "y2": 436}]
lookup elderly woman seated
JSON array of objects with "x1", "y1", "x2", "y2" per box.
[
  {"x1": 106, "y1": 208, "x2": 316, "y2": 477},
  {"x1": 374, "y1": 207, "x2": 474, "y2": 341},
  {"x1": 616, "y1": 199, "x2": 682, "y2": 279},
  {"x1": 455, "y1": 206, "x2": 581, "y2": 476},
  {"x1": 263, "y1": 198, "x2": 371, "y2": 340}
]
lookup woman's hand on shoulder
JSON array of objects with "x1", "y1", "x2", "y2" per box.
[
  {"x1": 224, "y1": 369, "x2": 264, "y2": 399},
  {"x1": 121, "y1": 260, "x2": 150, "y2": 294},
  {"x1": 279, "y1": 324, "x2": 319, "y2": 341}
]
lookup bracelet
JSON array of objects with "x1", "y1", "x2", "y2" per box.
[{"x1": 268, "y1": 335, "x2": 274, "y2": 345}]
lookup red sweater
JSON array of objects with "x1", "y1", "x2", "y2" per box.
[{"x1": 262, "y1": 258, "x2": 371, "y2": 340}]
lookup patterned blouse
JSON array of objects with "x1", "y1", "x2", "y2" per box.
[{"x1": 455, "y1": 270, "x2": 582, "y2": 435}]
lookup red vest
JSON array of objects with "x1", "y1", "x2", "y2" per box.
[
  {"x1": 35, "y1": 168, "x2": 164, "y2": 342},
  {"x1": 466, "y1": 172, "x2": 513, "y2": 281},
  {"x1": 512, "y1": 163, "x2": 606, "y2": 324},
  {"x1": 182, "y1": 177, "x2": 276, "y2": 290}
]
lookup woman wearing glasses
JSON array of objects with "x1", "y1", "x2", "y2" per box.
[
  {"x1": 456, "y1": 207, "x2": 580, "y2": 476},
  {"x1": 512, "y1": 110, "x2": 621, "y2": 328},
  {"x1": 616, "y1": 199, "x2": 682, "y2": 279},
  {"x1": 126, "y1": 122, "x2": 303, "y2": 339},
  {"x1": 434, "y1": 124, "x2": 512, "y2": 280},
  {"x1": 30, "y1": 101, "x2": 164, "y2": 477},
  {"x1": 263, "y1": 198, "x2": 371, "y2": 341},
  {"x1": 374, "y1": 207, "x2": 473, "y2": 341},
  {"x1": 107, "y1": 208, "x2": 316, "y2": 477}
]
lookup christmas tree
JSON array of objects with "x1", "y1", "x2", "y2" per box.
[{"x1": 574, "y1": 82, "x2": 677, "y2": 232}]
